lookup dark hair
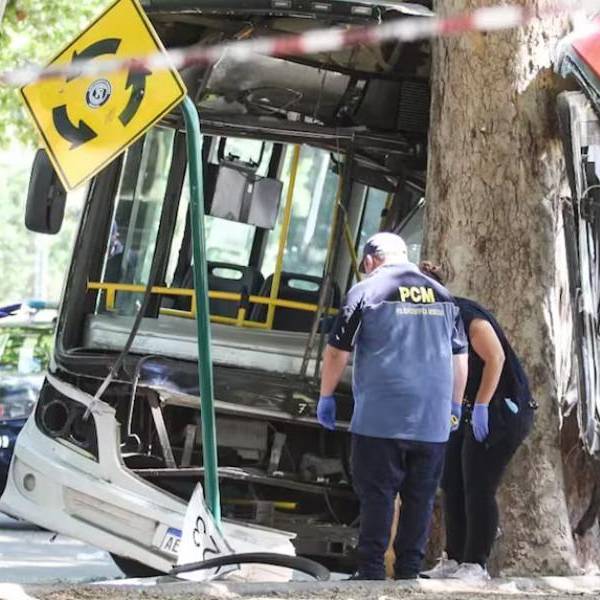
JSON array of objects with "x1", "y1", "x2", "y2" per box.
[{"x1": 420, "y1": 262, "x2": 445, "y2": 285}]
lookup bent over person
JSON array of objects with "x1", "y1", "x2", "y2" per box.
[
  {"x1": 317, "y1": 233, "x2": 468, "y2": 580},
  {"x1": 420, "y1": 262, "x2": 536, "y2": 581}
]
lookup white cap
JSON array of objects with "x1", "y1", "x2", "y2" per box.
[{"x1": 359, "y1": 232, "x2": 408, "y2": 272}]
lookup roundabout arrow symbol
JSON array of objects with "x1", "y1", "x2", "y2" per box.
[
  {"x1": 119, "y1": 67, "x2": 151, "y2": 126},
  {"x1": 67, "y1": 38, "x2": 122, "y2": 81},
  {"x1": 51, "y1": 38, "x2": 121, "y2": 148},
  {"x1": 52, "y1": 105, "x2": 97, "y2": 149}
]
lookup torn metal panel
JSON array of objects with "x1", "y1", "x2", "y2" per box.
[
  {"x1": 557, "y1": 91, "x2": 600, "y2": 455},
  {"x1": 148, "y1": 394, "x2": 177, "y2": 468},
  {"x1": 82, "y1": 314, "x2": 356, "y2": 423},
  {"x1": 135, "y1": 466, "x2": 356, "y2": 498},
  {"x1": 181, "y1": 424, "x2": 197, "y2": 467}
]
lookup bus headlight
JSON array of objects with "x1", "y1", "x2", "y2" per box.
[{"x1": 35, "y1": 381, "x2": 99, "y2": 460}]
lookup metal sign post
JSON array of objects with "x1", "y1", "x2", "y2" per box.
[{"x1": 181, "y1": 96, "x2": 221, "y2": 523}]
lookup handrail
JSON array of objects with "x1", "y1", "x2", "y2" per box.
[
  {"x1": 266, "y1": 144, "x2": 301, "y2": 329},
  {"x1": 87, "y1": 281, "x2": 338, "y2": 325}
]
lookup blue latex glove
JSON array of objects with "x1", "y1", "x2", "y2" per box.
[
  {"x1": 450, "y1": 401, "x2": 462, "y2": 432},
  {"x1": 472, "y1": 403, "x2": 489, "y2": 442},
  {"x1": 317, "y1": 395, "x2": 336, "y2": 430}
]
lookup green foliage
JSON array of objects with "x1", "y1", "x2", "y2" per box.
[
  {"x1": 0, "y1": 325, "x2": 53, "y2": 374},
  {"x1": 0, "y1": 0, "x2": 110, "y2": 147},
  {"x1": 0, "y1": 1, "x2": 109, "y2": 305},
  {"x1": 0, "y1": 148, "x2": 36, "y2": 301},
  {"x1": 0, "y1": 147, "x2": 87, "y2": 304}
]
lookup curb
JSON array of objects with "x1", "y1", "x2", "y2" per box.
[{"x1": 7, "y1": 574, "x2": 600, "y2": 600}]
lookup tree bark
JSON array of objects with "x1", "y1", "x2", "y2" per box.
[{"x1": 424, "y1": 0, "x2": 580, "y2": 575}]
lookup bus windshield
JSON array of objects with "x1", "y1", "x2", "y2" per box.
[
  {"x1": 81, "y1": 122, "x2": 401, "y2": 356},
  {"x1": 93, "y1": 128, "x2": 345, "y2": 326}
]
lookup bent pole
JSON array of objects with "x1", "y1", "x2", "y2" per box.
[{"x1": 181, "y1": 95, "x2": 221, "y2": 523}]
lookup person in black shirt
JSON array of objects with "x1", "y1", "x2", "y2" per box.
[{"x1": 419, "y1": 262, "x2": 536, "y2": 581}]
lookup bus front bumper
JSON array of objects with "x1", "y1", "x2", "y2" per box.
[{"x1": 0, "y1": 376, "x2": 186, "y2": 574}]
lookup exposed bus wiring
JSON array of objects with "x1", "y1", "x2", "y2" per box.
[{"x1": 0, "y1": 1, "x2": 596, "y2": 87}]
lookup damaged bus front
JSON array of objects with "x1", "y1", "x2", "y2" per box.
[{"x1": 1, "y1": 0, "x2": 433, "y2": 577}]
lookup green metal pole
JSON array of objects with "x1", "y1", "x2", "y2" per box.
[{"x1": 181, "y1": 96, "x2": 221, "y2": 523}]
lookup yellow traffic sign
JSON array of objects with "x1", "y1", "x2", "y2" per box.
[{"x1": 21, "y1": 0, "x2": 186, "y2": 190}]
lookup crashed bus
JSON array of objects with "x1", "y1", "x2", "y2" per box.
[
  {"x1": 4, "y1": 0, "x2": 600, "y2": 579},
  {"x1": 0, "y1": 0, "x2": 433, "y2": 577}
]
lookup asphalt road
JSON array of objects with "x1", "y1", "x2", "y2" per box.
[{"x1": 0, "y1": 514, "x2": 122, "y2": 584}]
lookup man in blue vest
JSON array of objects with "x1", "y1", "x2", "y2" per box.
[{"x1": 317, "y1": 233, "x2": 468, "y2": 580}]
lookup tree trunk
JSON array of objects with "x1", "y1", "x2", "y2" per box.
[{"x1": 423, "y1": 0, "x2": 581, "y2": 575}]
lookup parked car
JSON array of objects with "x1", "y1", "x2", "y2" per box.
[{"x1": 0, "y1": 302, "x2": 55, "y2": 495}]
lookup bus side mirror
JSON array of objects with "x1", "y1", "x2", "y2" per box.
[
  {"x1": 210, "y1": 161, "x2": 282, "y2": 229},
  {"x1": 25, "y1": 149, "x2": 67, "y2": 235}
]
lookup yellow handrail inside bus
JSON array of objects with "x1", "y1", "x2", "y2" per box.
[
  {"x1": 343, "y1": 218, "x2": 362, "y2": 281},
  {"x1": 266, "y1": 144, "x2": 301, "y2": 330},
  {"x1": 86, "y1": 281, "x2": 337, "y2": 328},
  {"x1": 324, "y1": 175, "x2": 344, "y2": 270}
]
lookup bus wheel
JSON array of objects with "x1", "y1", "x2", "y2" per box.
[{"x1": 110, "y1": 553, "x2": 163, "y2": 578}]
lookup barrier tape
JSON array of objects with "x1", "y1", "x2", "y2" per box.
[{"x1": 0, "y1": 0, "x2": 597, "y2": 87}]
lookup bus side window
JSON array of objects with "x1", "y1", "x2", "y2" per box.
[
  {"x1": 98, "y1": 127, "x2": 175, "y2": 315},
  {"x1": 357, "y1": 188, "x2": 388, "y2": 254},
  {"x1": 261, "y1": 146, "x2": 338, "y2": 279}
]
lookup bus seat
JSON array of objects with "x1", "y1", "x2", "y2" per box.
[
  {"x1": 207, "y1": 262, "x2": 264, "y2": 318},
  {"x1": 171, "y1": 262, "x2": 264, "y2": 319},
  {"x1": 250, "y1": 272, "x2": 340, "y2": 332}
]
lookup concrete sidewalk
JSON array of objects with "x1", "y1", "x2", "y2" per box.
[{"x1": 6, "y1": 575, "x2": 600, "y2": 600}]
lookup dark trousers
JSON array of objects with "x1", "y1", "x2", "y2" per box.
[
  {"x1": 441, "y1": 411, "x2": 532, "y2": 567},
  {"x1": 352, "y1": 433, "x2": 446, "y2": 579}
]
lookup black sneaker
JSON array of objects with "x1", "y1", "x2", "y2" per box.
[{"x1": 394, "y1": 572, "x2": 419, "y2": 580}]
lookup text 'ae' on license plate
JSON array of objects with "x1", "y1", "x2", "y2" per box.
[{"x1": 161, "y1": 527, "x2": 182, "y2": 555}]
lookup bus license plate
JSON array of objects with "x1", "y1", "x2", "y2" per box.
[{"x1": 161, "y1": 527, "x2": 182, "y2": 556}]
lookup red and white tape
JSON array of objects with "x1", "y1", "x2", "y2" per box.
[{"x1": 0, "y1": 0, "x2": 597, "y2": 87}]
